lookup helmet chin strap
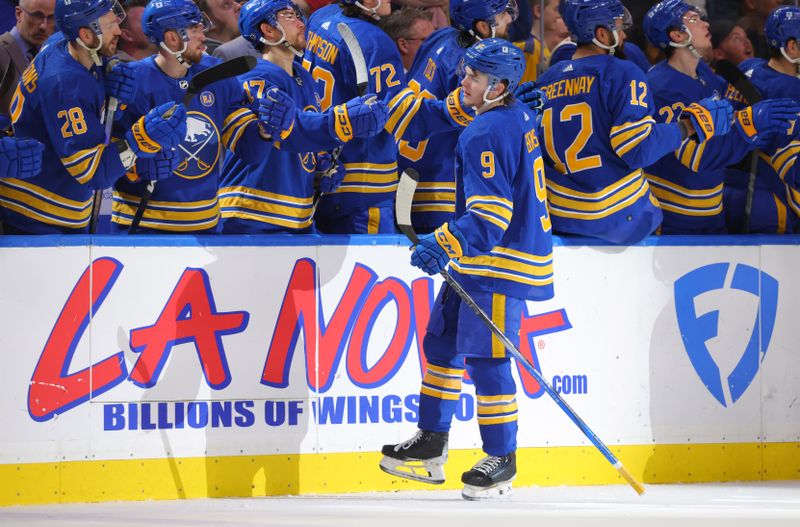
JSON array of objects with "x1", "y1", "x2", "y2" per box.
[
  {"x1": 260, "y1": 25, "x2": 303, "y2": 58},
  {"x1": 77, "y1": 34, "x2": 104, "y2": 67},
  {"x1": 160, "y1": 39, "x2": 189, "y2": 66},
  {"x1": 592, "y1": 28, "x2": 619, "y2": 56},
  {"x1": 472, "y1": 79, "x2": 505, "y2": 115},
  {"x1": 355, "y1": 0, "x2": 382, "y2": 20},
  {"x1": 670, "y1": 26, "x2": 703, "y2": 60},
  {"x1": 779, "y1": 46, "x2": 800, "y2": 74}
]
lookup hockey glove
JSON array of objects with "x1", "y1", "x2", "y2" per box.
[
  {"x1": 131, "y1": 147, "x2": 182, "y2": 182},
  {"x1": 514, "y1": 81, "x2": 547, "y2": 117},
  {"x1": 680, "y1": 97, "x2": 732, "y2": 143},
  {"x1": 126, "y1": 102, "x2": 187, "y2": 158},
  {"x1": 443, "y1": 87, "x2": 475, "y2": 128},
  {"x1": 258, "y1": 87, "x2": 296, "y2": 140},
  {"x1": 329, "y1": 95, "x2": 389, "y2": 143},
  {"x1": 315, "y1": 151, "x2": 346, "y2": 193},
  {"x1": 410, "y1": 223, "x2": 467, "y2": 276},
  {"x1": 735, "y1": 98, "x2": 800, "y2": 144},
  {"x1": 104, "y1": 60, "x2": 139, "y2": 105},
  {"x1": 0, "y1": 136, "x2": 43, "y2": 179}
]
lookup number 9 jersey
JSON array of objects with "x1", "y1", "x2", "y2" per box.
[{"x1": 535, "y1": 54, "x2": 684, "y2": 244}]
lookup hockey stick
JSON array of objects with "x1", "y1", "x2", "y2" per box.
[
  {"x1": 128, "y1": 56, "x2": 257, "y2": 234},
  {"x1": 714, "y1": 59, "x2": 763, "y2": 234},
  {"x1": 312, "y1": 22, "x2": 369, "y2": 211},
  {"x1": 395, "y1": 169, "x2": 646, "y2": 496}
]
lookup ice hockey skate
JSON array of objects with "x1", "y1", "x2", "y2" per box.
[
  {"x1": 461, "y1": 452, "x2": 516, "y2": 500},
  {"x1": 379, "y1": 430, "x2": 448, "y2": 484}
]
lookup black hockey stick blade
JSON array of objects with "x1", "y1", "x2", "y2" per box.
[
  {"x1": 337, "y1": 22, "x2": 368, "y2": 96},
  {"x1": 395, "y1": 169, "x2": 420, "y2": 244},
  {"x1": 715, "y1": 59, "x2": 762, "y2": 104},
  {"x1": 183, "y1": 55, "x2": 257, "y2": 105}
]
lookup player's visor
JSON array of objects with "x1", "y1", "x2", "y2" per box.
[{"x1": 615, "y1": 6, "x2": 632, "y2": 31}]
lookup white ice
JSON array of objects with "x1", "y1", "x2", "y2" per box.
[{"x1": 2, "y1": 482, "x2": 800, "y2": 527}]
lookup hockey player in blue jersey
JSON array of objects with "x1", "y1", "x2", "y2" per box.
[
  {"x1": 3, "y1": 0, "x2": 185, "y2": 234},
  {"x1": 386, "y1": 0, "x2": 517, "y2": 234},
  {"x1": 110, "y1": 0, "x2": 267, "y2": 233},
  {"x1": 731, "y1": 6, "x2": 800, "y2": 232},
  {"x1": 218, "y1": 0, "x2": 387, "y2": 233},
  {"x1": 380, "y1": 39, "x2": 552, "y2": 500},
  {"x1": 534, "y1": 0, "x2": 734, "y2": 244},
  {"x1": 643, "y1": 0, "x2": 800, "y2": 234},
  {"x1": 302, "y1": 0, "x2": 405, "y2": 234}
]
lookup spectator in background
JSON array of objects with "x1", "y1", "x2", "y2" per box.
[
  {"x1": 214, "y1": 0, "x2": 311, "y2": 59},
  {"x1": 382, "y1": 7, "x2": 435, "y2": 71},
  {"x1": 197, "y1": 0, "x2": 243, "y2": 53},
  {"x1": 515, "y1": 0, "x2": 569, "y2": 83},
  {"x1": 738, "y1": 0, "x2": 782, "y2": 59},
  {"x1": 710, "y1": 18, "x2": 754, "y2": 66},
  {"x1": 0, "y1": 0, "x2": 56, "y2": 116},
  {"x1": 392, "y1": 0, "x2": 448, "y2": 28},
  {"x1": 117, "y1": 0, "x2": 157, "y2": 61}
]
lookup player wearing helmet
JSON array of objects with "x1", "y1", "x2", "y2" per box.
[
  {"x1": 107, "y1": 0, "x2": 268, "y2": 233},
  {"x1": 642, "y1": 0, "x2": 800, "y2": 234},
  {"x1": 380, "y1": 39, "x2": 553, "y2": 501},
  {"x1": 217, "y1": 0, "x2": 387, "y2": 233},
  {"x1": 533, "y1": 0, "x2": 734, "y2": 243},
  {"x1": 3, "y1": 0, "x2": 185, "y2": 233}
]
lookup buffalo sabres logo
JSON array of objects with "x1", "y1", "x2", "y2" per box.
[
  {"x1": 175, "y1": 111, "x2": 220, "y2": 179},
  {"x1": 200, "y1": 91, "x2": 215, "y2": 107}
]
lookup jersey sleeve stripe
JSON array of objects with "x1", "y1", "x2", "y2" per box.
[{"x1": 61, "y1": 144, "x2": 105, "y2": 184}]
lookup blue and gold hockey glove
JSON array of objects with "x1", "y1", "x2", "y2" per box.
[
  {"x1": 329, "y1": 95, "x2": 388, "y2": 143},
  {"x1": 126, "y1": 102, "x2": 187, "y2": 158},
  {"x1": 104, "y1": 60, "x2": 139, "y2": 105},
  {"x1": 315, "y1": 152, "x2": 345, "y2": 193},
  {"x1": 129, "y1": 147, "x2": 182, "y2": 182},
  {"x1": 514, "y1": 81, "x2": 546, "y2": 117},
  {"x1": 0, "y1": 136, "x2": 43, "y2": 179},
  {"x1": 735, "y1": 98, "x2": 800, "y2": 145},
  {"x1": 443, "y1": 87, "x2": 475, "y2": 127},
  {"x1": 410, "y1": 222, "x2": 467, "y2": 275},
  {"x1": 258, "y1": 87, "x2": 296, "y2": 140},
  {"x1": 680, "y1": 97, "x2": 732, "y2": 143}
]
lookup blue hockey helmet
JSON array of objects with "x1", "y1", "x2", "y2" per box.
[
  {"x1": 765, "y1": 6, "x2": 800, "y2": 50},
  {"x1": 643, "y1": 0, "x2": 701, "y2": 49},
  {"x1": 450, "y1": 0, "x2": 516, "y2": 33},
  {"x1": 142, "y1": 0, "x2": 211, "y2": 44},
  {"x1": 55, "y1": 0, "x2": 126, "y2": 41},
  {"x1": 463, "y1": 37, "x2": 525, "y2": 92},
  {"x1": 559, "y1": 0, "x2": 630, "y2": 45},
  {"x1": 239, "y1": 0, "x2": 299, "y2": 45}
]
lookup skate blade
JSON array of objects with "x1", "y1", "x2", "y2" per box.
[
  {"x1": 379, "y1": 456, "x2": 445, "y2": 484},
  {"x1": 461, "y1": 481, "x2": 513, "y2": 501}
]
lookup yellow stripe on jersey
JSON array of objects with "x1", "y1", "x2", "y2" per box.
[
  {"x1": 112, "y1": 191, "x2": 219, "y2": 231},
  {"x1": 0, "y1": 178, "x2": 92, "y2": 228},
  {"x1": 61, "y1": 144, "x2": 106, "y2": 184},
  {"x1": 386, "y1": 88, "x2": 418, "y2": 140},
  {"x1": 412, "y1": 182, "x2": 456, "y2": 214},
  {"x1": 546, "y1": 169, "x2": 651, "y2": 219},
  {"x1": 466, "y1": 195, "x2": 513, "y2": 229},
  {"x1": 610, "y1": 117, "x2": 655, "y2": 157},
  {"x1": 221, "y1": 109, "x2": 257, "y2": 152},
  {"x1": 332, "y1": 162, "x2": 399, "y2": 194},
  {"x1": 491, "y1": 293, "x2": 506, "y2": 358},
  {"x1": 675, "y1": 138, "x2": 707, "y2": 173},
  {"x1": 770, "y1": 141, "x2": 800, "y2": 181},
  {"x1": 218, "y1": 186, "x2": 314, "y2": 230},
  {"x1": 453, "y1": 249, "x2": 554, "y2": 287},
  {"x1": 646, "y1": 174, "x2": 723, "y2": 216}
]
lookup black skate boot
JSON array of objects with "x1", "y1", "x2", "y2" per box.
[
  {"x1": 379, "y1": 430, "x2": 448, "y2": 484},
  {"x1": 461, "y1": 452, "x2": 516, "y2": 500}
]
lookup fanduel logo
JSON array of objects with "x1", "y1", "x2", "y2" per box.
[{"x1": 674, "y1": 263, "x2": 778, "y2": 407}]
